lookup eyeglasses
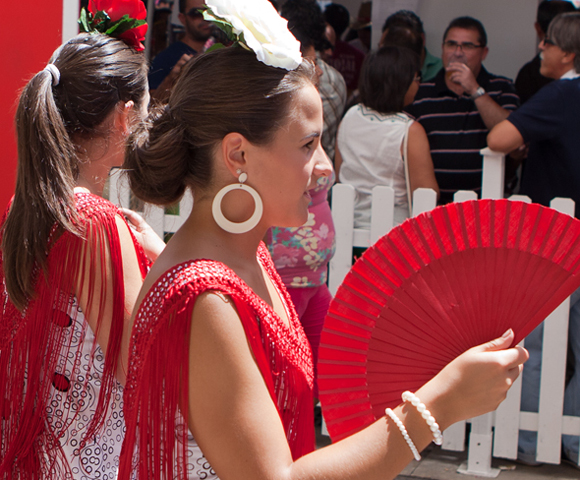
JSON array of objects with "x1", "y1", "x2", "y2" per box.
[
  {"x1": 186, "y1": 8, "x2": 205, "y2": 19},
  {"x1": 443, "y1": 40, "x2": 484, "y2": 52},
  {"x1": 543, "y1": 37, "x2": 557, "y2": 47}
]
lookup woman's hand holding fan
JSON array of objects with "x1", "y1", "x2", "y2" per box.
[{"x1": 414, "y1": 328, "x2": 528, "y2": 431}]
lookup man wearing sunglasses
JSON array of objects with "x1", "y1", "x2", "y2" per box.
[
  {"x1": 515, "y1": 0, "x2": 576, "y2": 104},
  {"x1": 488, "y1": 12, "x2": 580, "y2": 468},
  {"x1": 405, "y1": 16, "x2": 519, "y2": 204},
  {"x1": 149, "y1": 0, "x2": 212, "y2": 99}
]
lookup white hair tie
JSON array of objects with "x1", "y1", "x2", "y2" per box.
[{"x1": 44, "y1": 64, "x2": 60, "y2": 86}]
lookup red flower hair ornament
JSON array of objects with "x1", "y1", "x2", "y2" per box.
[{"x1": 79, "y1": 0, "x2": 148, "y2": 51}]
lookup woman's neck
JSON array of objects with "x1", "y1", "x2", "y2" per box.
[
  {"x1": 156, "y1": 197, "x2": 266, "y2": 272},
  {"x1": 75, "y1": 175, "x2": 106, "y2": 196},
  {"x1": 186, "y1": 201, "x2": 267, "y2": 265},
  {"x1": 75, "y1": 129, "x2": 123, "y2": 197}
]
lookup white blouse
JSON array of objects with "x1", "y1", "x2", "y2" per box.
[{"x1": 338, "y1": 105, "x2": 413, "y2": 228}]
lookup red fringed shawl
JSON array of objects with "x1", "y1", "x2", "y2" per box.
[
  {"x1": 0, "y1": 192, "x2": 149, "y2": 479},
  {"x1": 119, "y1": 244, "x2": 315, "y2": 480}
]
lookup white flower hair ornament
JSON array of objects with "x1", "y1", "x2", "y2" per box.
[{"x1": 204, "y1": 0, "x2": 303, "y2": 71}]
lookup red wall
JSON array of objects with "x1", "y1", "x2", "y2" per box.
[{"x1": 0, "y1": 2, "x2": 64, "y2": 212}]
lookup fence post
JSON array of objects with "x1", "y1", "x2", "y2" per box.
[
  {"x1": 480, "y1": 147, "x2": 505, "y2": 200},
  {"x1": 454, "y1": 190, "x2": 478, "y2": 203},
  {"x1": 493, "y1": 345, "x2": 524, "y2": 460},
  {"x1": 443, "y1": 421, "x2": 467, "y2": 452},
  {"x1": 329, "y1": 184, "x2": 356, "y2": 295},
  {"x1": 457, "y1": 149, "x2": 505, "y2": 476},
  {"x1": 370, "y1": 186, "x2": 394, "y2": 244},
  {"x1": 535, "y1": 198, "x2": 575, "y2": 463},
  {"x1": 459, "y1": 413, "x2": 500, "y2": 478},
  {"x1": 412, "y1": 188, "x2": 437, "y2": 217},
  {"x1": 493, "y1": 195, "x2": 531, "y2": 460}
]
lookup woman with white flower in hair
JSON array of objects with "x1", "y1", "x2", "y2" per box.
[{"x1": 119, "y1": 1, "x2": 528, "y2": 479}]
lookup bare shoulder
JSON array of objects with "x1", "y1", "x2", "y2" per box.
[
  {"x1": 114, "y1": 214, "x2": 138, "y2": 249},
  {"x1": 408, "y1": 119, "x2": 427, "y2": 137},
  {"x1": 191, "y1": 290, "x2": 244, "y2": 340},
  {"x1": 194, "y1": 291, "x2": 237, "y2": 318}
]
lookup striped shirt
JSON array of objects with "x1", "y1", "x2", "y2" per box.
[
  {"x1": 405, "y1": 67, "x2": 519, "y2": 203},
  {"x1": 317, "y1": 55, "x2": 347, "y2": 162}
]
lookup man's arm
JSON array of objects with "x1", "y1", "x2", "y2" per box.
[
  {"x1": 488, "y1": 80, "x2": 563, "y2": 155},
  {"x1": 447, "y1": 63, "x2": 515, "y2": 129},
  {"x1": 487, "y1": 119, "x2": 524, "y2": 154},
  {"x1": 473, "y1": 94, "x2": 511, "y2": 130}
]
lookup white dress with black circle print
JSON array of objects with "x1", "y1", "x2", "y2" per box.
[{"x1": 47, "y1": 295, "x2": 124, "y2": 480}]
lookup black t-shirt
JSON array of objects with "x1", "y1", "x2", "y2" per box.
[
  {"x1": 515, "y1": 54, "x2": 553, "y2": 105},
  {"x1": 508, "y1": 76, "x2": 580, "y2": 216},
  {"x1": 148, "y1": 41, "x2": 197, "y2": 90}
]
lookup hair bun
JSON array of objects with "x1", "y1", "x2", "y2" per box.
[{"x1": 124, "y1": 106, "x2": 192, "y2": 206}]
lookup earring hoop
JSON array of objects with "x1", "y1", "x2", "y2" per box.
[{"x1": 212, "y1": 172, "x2": 263, "y2": 234}]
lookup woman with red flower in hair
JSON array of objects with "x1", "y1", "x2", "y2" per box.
[{"x1": 0, "y1": 1, "x2": 164, "y2": 479}]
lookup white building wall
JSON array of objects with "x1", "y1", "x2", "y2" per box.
[{"x1": 360, "y1": 0, "x2": 540, "y2": 81}]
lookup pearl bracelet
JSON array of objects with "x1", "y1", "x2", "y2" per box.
[
  {"x1": 402, "y1": 391, "x2": 443, "y2": 446},
  {"x1": 385, "y1": 408, "x2": 421, "y2": 461}
]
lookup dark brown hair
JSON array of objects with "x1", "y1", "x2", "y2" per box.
[
  {"x1": 281, "y1": 0, "x2": 329, "y2": 52},
  {"x1": 125, "y1": 46, "x2": 316, "y2": 206},
  {"x1": 1, "y1": 33, "x2": 147, "y2": 311},
  {"x1": 538, "y1": 1, "x2": 576, "y2": 34},
  {"x1": 443, "y1": 16, "x2": 487, "y2": 47},
  {"x1": 382, "y1": 10, "x2": 424, "y2": 36},
  {"x1": 381, "y1": 25, "x2": 423, "y2": 56},
  {"x1": 358, "y1": 45, "x2": 420, "y2": 114}
]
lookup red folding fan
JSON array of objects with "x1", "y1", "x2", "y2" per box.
[{"x1": 318, "y1": 199, "x2": 580, "y2": 442}]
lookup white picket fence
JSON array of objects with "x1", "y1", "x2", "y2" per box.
[
  {"x1": 328, "y1": 148, "x2": 580, "y2": 477},
  {"x1": 107, "y1": 148, "x2": 580, "y2": 476}
]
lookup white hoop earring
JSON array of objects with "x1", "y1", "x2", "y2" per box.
[{"x1": 212, "y1": 171, "x2": 263, "y2": 234}]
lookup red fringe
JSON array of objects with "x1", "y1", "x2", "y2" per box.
[
  {"x1": 0, "y1": 193, "x2": 148, "y2": 479},
  {"x1": 120, "y1": 244, "x2": 314, "y2": 480}
]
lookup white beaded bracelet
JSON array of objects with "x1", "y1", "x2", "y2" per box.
[
  {"x1": 402, "y1": 391, "x2": 443, "y2": 446},
  {"x1": 385, "y1": 408, "x2": 422, "y2": 461}
]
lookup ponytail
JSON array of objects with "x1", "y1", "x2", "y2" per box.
[
  {"x1": 1, "y1": 33, "x2": 147, "y2": 311},
  {"x1": 2, "y1": 69, "x2": 80, "y2": 310}
]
